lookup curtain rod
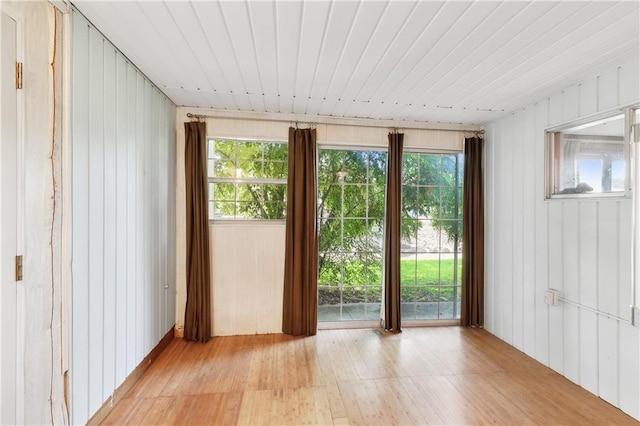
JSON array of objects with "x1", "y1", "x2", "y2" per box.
[{"x1": 185, "y1": 112, "x2": 484, "y2": 135}]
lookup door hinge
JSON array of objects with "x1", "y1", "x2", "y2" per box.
[
  {"x1": 15, "y1": 255, "x2": 23, "y2": 281},
  {"x1": 16, "y1": 62, "x2": 22, "y2": 89}
]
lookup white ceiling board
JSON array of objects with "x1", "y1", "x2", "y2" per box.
[
  {"x1": 366, "y1": 1, "x2": 473, "y2": 104},
  {"x1": 323, "y1": 1, "x2": 389, "y2": 101},
  {"x1": 339, "y1": 1, "x2": 416, "y2": 103},
  {"x1": 462, "y1": 4, "x2": 640, "y2": 113},
  {"x1": 247, "y1": 1, "x2": 278, "y2": 95},
  {"x1": 275, "y1": 1, "x2": 303, "y2": 98},
  {"x1": 294, "y1": 1, "x2": 332, "y2": 100},
  {"x1": 387, "y1": 1, "x2": 502, "y2": 106},
  {"x1": 191, "y1": 1, "x2": 247, "y2": 93},
  {"x1": 405, "y1": 1, "x2": 538, "y2": 106},
  {"x1": 163, "y1": 2, "x2": 228, "y2": 93},
  {"x1": 72, "y1": 0, "x2": 640, "y2": 126},
  {"x1": 309, "y1": 1, "x2": 361, "y2": 101},
  {"x1": 219, "y1": 1, "x2": 264, "y2": 95}
]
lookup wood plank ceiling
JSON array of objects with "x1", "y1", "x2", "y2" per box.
[{"x1": 73, "y1": 0, "x2": 639, "y2": 126}]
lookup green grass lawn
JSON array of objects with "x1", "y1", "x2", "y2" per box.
[
  {"x1": 318, "y1": 258, "x2": 462, "y2": 304},
  {"x1": 400, "y1": 258, "x2": 462, "y2": 286}
]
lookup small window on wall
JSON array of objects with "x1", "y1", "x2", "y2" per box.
[
  {"x1": 207, "y1": 138, "x2": 287, "y2": 220},
  {"x1": 546, "y1": 111, "x2": 629, "y2": 198}
]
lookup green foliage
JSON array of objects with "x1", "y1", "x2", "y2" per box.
[
  {"x1": 209, "y1": 141, "x2": 464, "y2": 295},
  {"x1": 209, "y1": 139, "x2": 288, "y2": 219},
  {"x1": 318, "y1": 258, "x2": 461, "y2": 305}
]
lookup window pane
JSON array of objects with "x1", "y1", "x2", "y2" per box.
[
  {"x1": 262, "y1": 161, "x2": 287, "y2": 179},
  {"x1": 318, "y1": 218, "x2": 341, "y2": 252},
  {"x1": 213, "y1": 183, "x2": 235, "y2": 201},
  {"x1": 418, "y1": 155, "x2": 441, "y2": 186},
  {"x1": 549, "y1": 113, "x2": 626, "y2": 196},
  {"x1": 343, "y1": 185, "x2": 368, "y2": 218},
  {"x1": 214, "y1": 140, "x2": 237, "y2": 162},
  {"x1": 213, "y1": 160, "x2": 236, "y2": 178},
  {"x1": 367, "y1": 184, "x2": 385, "y2": 218},
  {"x1": 236, "y1": 141, "x2": 262, "y2": 160},
  {"x1": 441, "y1": 155, "x2": 457, "y2": 186},
  {"x1": 611, "y1": 160, "x2": 626, "y2": 191},
  {"x1": 318, "y1": 148, "x2": 386, "y2": 322},
  {"x1": 208, "y1": 138, "x2": 287, "y2": 220},
  {"x1": 342, "y1": 219, "x2": 368, "y2": 251}
]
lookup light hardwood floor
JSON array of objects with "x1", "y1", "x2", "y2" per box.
[{"x1": 101, "y1": 327, "x2": 638, "y2": 425}]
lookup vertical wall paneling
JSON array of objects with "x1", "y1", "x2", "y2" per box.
[
  {"x1": 484, "y1": 123, "x2": 500, "y2": 330},
  {"x1": 579, "y1": 80, "x2": 598, "y2": 117},
  {"x1": 114, "y1": 52, "x2": 128, "y2": 387},
  {"x1": 578, "y1": 203, "x2": 599, "y2": 395},
  {"x1": 597, "y1": 203, "x2": 619, "y2": 316},
  {"x1": 87, "y1": 28, "x2": 105, "y2": 414},
  {"x1": 485, "y1": 59, "x2": 639, "y2": 420},
  {"x1": 521, "y1": 107, "x2": 536, "y2": 357},
  {"x1": 102, "y1": 39, "x2": 117, "y2": 402},
  {"x1": 512, "y1": 110, "x2": 524, "y2": 351},
  {"x1": 618, "y1": 204, "x2": 632, "y2": 316},
  {"x1": 619, "y1": 58, "x2": 640, "y2": 106},
  {"x1": 70, "y1": 9, "x2": 177, "y2": 424},
  {"x1": 548, "y1": 92, "x2": 563, "y2": 126},
  {"x1": 619, "y1": 323, "x2": 640, "y2": 416},
  {"x1": 501, "y1": 116, "x2": 514, "y2": 342},
  {"x1": 210, "y1": 224, "x2": 286, "y2": 336},
  {"x1": 547, "y1": 201, "x2": 564, "y2": 373},
  {"x1": 562, "y1": 85, "x2": 580, "y2": 123},
  {"x1": 579, "y1": 309, "x2": 599, "y2": 394},
  {"x1": 125, "y1": 64, "x2": 138, "y2": 375},
  {"x1": 533, "y1": 100, "x2": 550, "y2": 366},
  {"x1": 598, "y1": 317, "x2": 619, "y2": 405},
  {"x1": 70, "y1": 12, "x2": 90, "y2": 423},
  {"x1": 598, "y1": 68, "x2": 619, "y2": 111}
]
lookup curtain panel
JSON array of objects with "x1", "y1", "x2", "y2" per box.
[
  {"x1": 184, "y1": 121, "x2": 212, "y2": 342},
  {"x1": 383, "y1": 132, "x2": 403, "y2": 332},
  {"x1": 461, "y1": 136, "x2": 484, "y2": 327},
  {"x1": 282, "y1": 127, "x2": 318, "y2": 336}
]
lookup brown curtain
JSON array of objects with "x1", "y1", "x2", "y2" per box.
[
  {"x1": 383, "y1": 132, "x2": 403, "y2": 332},
  {"x1": 184, "y1": 121, "x2": 212, "y2": 342},
  {"x1": 282, "y1": 127, "x2": 318, "y2": 336},
  {"x1": 461, "y1": 136, "x2": 484, "y2": 327}
]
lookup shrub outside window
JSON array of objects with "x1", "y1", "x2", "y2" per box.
[
  {"x1": 207, "y1": 138, "x2": 287, "y2": 220},
  {"x1": 547, "y1": 112, "x2": 629, "y2": 198}
]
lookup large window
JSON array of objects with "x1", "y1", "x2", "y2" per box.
[
  {"x1": 547, "y1": 112, "x2": 629, "y2": 198},
  {"x1": 317, "y1": 150, "x2": 387, "y2": 321},
  {"x1": 401, "y1": 153, "x2": 463, "y2": 320},
  {"x1": 207, "y1": 138, "x2": 287, "y2": 220}
]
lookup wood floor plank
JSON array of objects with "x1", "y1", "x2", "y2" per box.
[{"x1": 100, "y1": 327, "x2": 639, "y2": 425}]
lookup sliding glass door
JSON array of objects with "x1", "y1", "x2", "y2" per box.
[
  {"x1": 317, "y1": 149, "x2": 463, "y2": 323},
  {"x1": 401, "y1": 153, "x2": 463, "y2": 320},
  {"x1": 317, "y1": 149, "x2": 387, "y2": 322}
]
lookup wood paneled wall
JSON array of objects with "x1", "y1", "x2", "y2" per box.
[
  {"x1": 210, "y1": 223, "x2": 286, "y2": 336},
  {"x1": 484, "y1": 58, "x2": 639, "y2": 420},
  {"x1": 70, "y1": 9, "x2": 177, "y2": 424}
]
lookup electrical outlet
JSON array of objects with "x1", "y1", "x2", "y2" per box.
[{"x1": 545, "y1": 289, "x2": 560, "y2": 306}]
